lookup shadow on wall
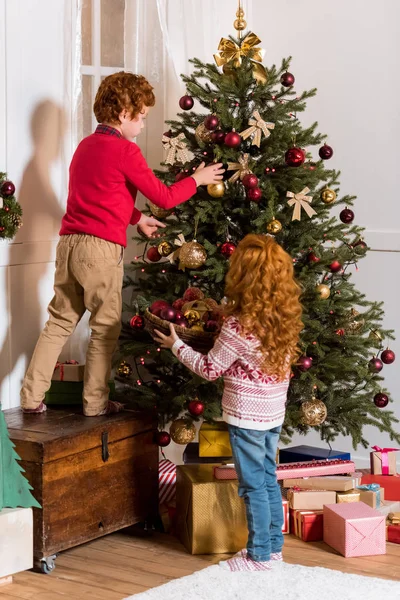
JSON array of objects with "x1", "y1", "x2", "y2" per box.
[{"x1": 0, "y1": 100, "x2": 66, "y2": 403}]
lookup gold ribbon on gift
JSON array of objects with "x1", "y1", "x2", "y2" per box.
[
  {"x1": 162, "y1": 133, "x2": 190, "y2": 165},
  {"x1": 214, "y1": 32, "x2": 267, "y2": 84},
  {"x1": 286, "y1": 187, "x2": 317, "y2": 221},
  {"x1": 227, "y1": 153, "x2": 252, "y2": 183},
  {"x1": 239, "y1": 111, "x2": 275, "y2": 147}
]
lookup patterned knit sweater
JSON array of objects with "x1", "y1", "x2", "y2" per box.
[{"x1": 171, "y1": 316, "x2": 289, "y2": 430}]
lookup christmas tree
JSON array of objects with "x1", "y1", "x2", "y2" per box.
[
  {"x1": 0, "y1": 404, "x2": 41, "y2": 509},
  {"x1": 0, "y1": 173, "x2": 23, "y2": 239},
  {"x1": 117, "y1": 2, "x2": 398, "y2": 450}
]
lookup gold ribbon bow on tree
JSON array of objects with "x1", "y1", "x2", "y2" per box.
[
  {"x1": 162, "y1": 133, "x2": 190, "y2": 165},
  {"x1": 286, "y1": 187, "x2": 317, "y2": 221},
  {"x1": 214, "y1": 32, "x2": 267, "y2": 84},
  {"x1": 227, "y1": 153, "x2": 252, "y2": 183},
  {"x1": 240, "y1": 111, "x2": 275, "y2": 147}
]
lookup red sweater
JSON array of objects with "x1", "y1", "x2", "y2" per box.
[{"x1": 60, "y1": 125, "x2": 197, "y2": 247}]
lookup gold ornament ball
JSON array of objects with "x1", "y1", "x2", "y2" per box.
[
  {"x1": 195, "y1": 123, "x2": 212, "y2": 144},
  {"x1": 300, "y1": 398, "x2": 328, "y2": 426},
  {"x1": 158, "y1": 240, "x2": 174, "y2": 257},
  {"x1": 346, "y1": 309, "x2": 364, "y2": 333},
  {"x1": 117, "y1": 360, "x2": 132, "y2": 379},
  {"x1": 320, "y1": 188, "x2": 337, "y2": 205},
  {"x1": 179, "y1": 241, "x2": 207, "y2": 270},
  {"x1": 207, "y1": 182, "x2": 225, "y2": 198},
  {"x1": 234, "y1": 18, "x2": 246, "y2": 30},
  {"x1": 184, "y1": 309, "x2": 201, "y2": 326},
  {"x1": 369, "y1": 329, "x2": 383, "y2": 346},
  {"x1": 267, "y1": 219, "x2": 283, "y2": 234},
  {"x1": 316, "y1": 284, "x2": 331, "y2": 299},
  {"x1": 169, "y1": 418, "x2": 196, "y2": 444},
  {"x1": 149, "y1": 201, "x2": 171, "y2": 219}
]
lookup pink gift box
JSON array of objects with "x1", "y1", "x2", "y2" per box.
[{"x1": 323, "y1": 501, "x2": 386, "y2": 557}]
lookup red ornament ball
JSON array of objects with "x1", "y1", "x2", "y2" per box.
[
  {"x1": 369, "y1": 357, "x2": 383, "y2": 373},
  {"x1": 204, "y1": 114, "x2": 219, "y2": 130},
  {"x1": 319, "y1": 144, "x2": 334, "y2": 160},
  {"x1": 211, "y1": 130, "x2": 226, "y2": 144},
  {"x1": 149, "y1": 300, "x2": 169, "y2": 316},
  {"x1": 188, "y1": 399, "x2": 205, "y2": 416},
  {"x1": 220, "y1": 241, "x2": 236, "y2": 258},
  {"x1": 163, "y1": 130, "x2": 172, "y2": 138},
  {"x1": 285, "y1": 147, "x2": 305, "y2": 167},
  {"x1": 329, "y1": 260, "x2": 342, "y2": 273},
  {"x1": 340, "y1": 208, "x2": 354, "y2": 224},
  {"x1": 353, "y1": 239, "x2": 367, "y2": 251},
  {"x1": 160, "y1": 306, "x2": 177, "y2": 322},
  {"x1": 297, "y1": 356, "x2": 313, "y2": 371},
  {"x1": 1, "y1": 180, "x2": 15, "y2": 197},
  {"x1": 280, "y1": 72, "x2": 295, "y2": 87},
  {"x1": 204, "y1": 320, "x2": 219, "y2": 333},
  {"x1": 374, "y1": 393, "x2": 389, "y2": 408},
  {"x1": 147, "y1": 246, "x2": 162, "y2": 262},
  {"x1": 172, "y1": 298, "x2": 185, "y2": 311},
  {"x1": 335, "y1": 328, "x2": 345, "y2": 336},
  {"x1": 157, "y1": 431, "x2": 171, "y2": 447},
  {"x1": 179, "y1": 95, "x2": 194, "y2": 110},
  {"x1": 381, "y1": 349, "x2": 395, "y2": 364},
  {"x1": 183, "y1": 287, "x2": 205, "y2": 302},
  {"x1": 247, "y1": 187, "x2": 262, "y2": 202},
  {"x1": 224, "y1": 131, "x2": 241, "y2": 148},
  {"x1": 307, "y1": 252, "x2": 320, "y2": 263},
  {"x1": 130, "y1": 315, "x2": 144, "y2": 330},
  {"x1": 242, "y1": 173, "x2": 259, "y2": 189},
  {"x1": 175, "y1": 316, "x2": 189, "y2": 328}
]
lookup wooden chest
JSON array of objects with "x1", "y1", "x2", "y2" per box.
[{"x1": 4, "y1": 407, "x2": 158, "y2": 572}]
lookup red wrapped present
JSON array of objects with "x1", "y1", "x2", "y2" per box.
[
  {"x1": 361, "y1": 473, "x2": 400, "y2": 501},
  {"x1": 387, "y1": 525, "x2": 400, "y2": 544},
  {"x1": 282, "y1": 499, "x2": 289, "y2": 534},
  {"x1": 159, "y1": 459, "x2": 176, "y2": 505},
  {"x1": 323, "y1": 501, "x2": 386, "y2": 557},
  {"x1": 370, "y1": 445, "x2": 399, "y2": 475},
  {"x1": 52, "y1": 360, "x2": 85, "y2": 382},
  {"x1": 290, "y1": 508, "x2": 323, "y2": 541}
]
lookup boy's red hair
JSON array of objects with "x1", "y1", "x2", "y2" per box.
[
  {"x1": 224, "y1": 234, "x2": 303, "y2": 380},
  {"x1": 93, "y1": 71, "x2": 155, "y2": 124}
]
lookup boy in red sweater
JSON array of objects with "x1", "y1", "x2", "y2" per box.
[{"x1": 20, "y1": 71, "x2": 223, "y2": 416}]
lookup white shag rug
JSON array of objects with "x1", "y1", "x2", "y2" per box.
[{"x1": 125, "y1": 562, "x2": 400, "y2": 600}]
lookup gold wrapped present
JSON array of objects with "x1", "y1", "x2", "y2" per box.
[
  {"x1": 176, "y1": 464, "x2": 247, "y2": 554},
  {"x1": 199, "y1": 422, "x2": 232, "y2": 458},
  {"x1": 336, "y1": 489, "x2": 361, "y2": 503}
]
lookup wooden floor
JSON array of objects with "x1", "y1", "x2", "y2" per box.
[{"x1": 1, "y1": 530, "x2": 399, "y2": 600}]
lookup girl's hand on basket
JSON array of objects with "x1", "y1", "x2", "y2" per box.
[{"x1": 154, "y1": 323, "x2": 179, "y2": 349}]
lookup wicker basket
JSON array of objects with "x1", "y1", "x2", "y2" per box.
[{"x1": 144, "y1": 309, "x2": 217, "y2": 354}]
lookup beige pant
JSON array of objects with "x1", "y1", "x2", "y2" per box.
[{"x1": 20, "y1": 234, "x2": 124, "y2": 416}]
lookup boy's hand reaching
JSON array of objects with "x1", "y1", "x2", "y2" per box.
[
  {"x1": 154, "y1": 323, "x2": 179, "y2": 349},
  {"x1": 137, "y1": 214, "x2": 166, "y2": 238},
  {"x1": 192, "y1": 162, "x2": 225, "y2": 187}
]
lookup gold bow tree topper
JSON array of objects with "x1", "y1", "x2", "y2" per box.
[{"x1": 214, "y1": 32, "x2": 267, "y2": 84}]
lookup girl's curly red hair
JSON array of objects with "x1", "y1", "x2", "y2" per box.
[
  {"x1": 224, "y1": 234, "x2": 303, "y2": 381},
  {"x1": 93, "y1": 71, "x2": 155, "y2": 124}
]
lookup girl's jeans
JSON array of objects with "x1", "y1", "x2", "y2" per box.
[{"x1": 228, "y1": 424, "x2": 283, "y2": 562}]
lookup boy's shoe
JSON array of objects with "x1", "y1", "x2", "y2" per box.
[
  {"x1": 90, "y1": 400, "x2": 124, "y2": 416},
  {"x1": 234, "y1": 549, "x2": 282, "y2": 562},
  {"x1": 21, "y1": 402, "x2": 47, "y2": 414},
  {"x1": 271, "y1": 552, "x2": 283, "y2": 561},
  {"x1": 220, "y1": 555, "x2": 272, "y2": 572}
]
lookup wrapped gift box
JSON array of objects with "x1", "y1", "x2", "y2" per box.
[
  {"x1": 176, "y1": 464, "x2": 287, "y2": 554},
  {"x1": 358, "y1": 485, "x2": 384, "y2": 509},
  {"x1": 337, "y1": 489, "x2": 360, "y2": 503},
  {"x1": 370, "y1": 447, "x2": 398, "y2": 475},
  {"x1": 282, "y1": 499, "x2": 289, "y2": 534},
  {"x1": 199, "y1": 422, "x2": 232, "y2": 458},
  {"x1": 52, "y1": 361, "x2": 85, "y2": 382},
  {"x1": 287, "y1": 488, "x2": 336, "y2": 510},
  {"x1": 215, "y1": 459, "x2": 355, "y2": 481},
  {"x1": 0, "y1": 508, "x2": 33, "y2": 578},
  {"x1": 387, "y1": 524, "x2": 400, "y2": 544},
  {"x1": 323, "y1": 502, "x2": 386, "y2": 557},
  {"x1": 44, "y1": 379, "x2": 115, "y2": 405},
  {"x1": 361, "y1": 474, "x2": 400, "y2": 501},
  {"x1": 279, "y1": 445, "x2": 351, "y2": 464},
  {"x1": 159, "y1": 459, "x2": 176, "y2": 505},
  {"x1": 290, "y1": 508, "x2": 323, "y2": 542},
  {"x1": 283, "y1": 476, "x2": 355, "y2": 492},
  {"x1": 183, "y1": 442, "x2": 231, "y2": 464}
]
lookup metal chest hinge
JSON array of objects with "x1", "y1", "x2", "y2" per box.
[{"x1": 101, "y1": 431, "x2": 109, "y2": 462}]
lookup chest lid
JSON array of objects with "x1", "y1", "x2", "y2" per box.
[{"x1": 4, "y1": 407, "x2": 155, "y2": 463}]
